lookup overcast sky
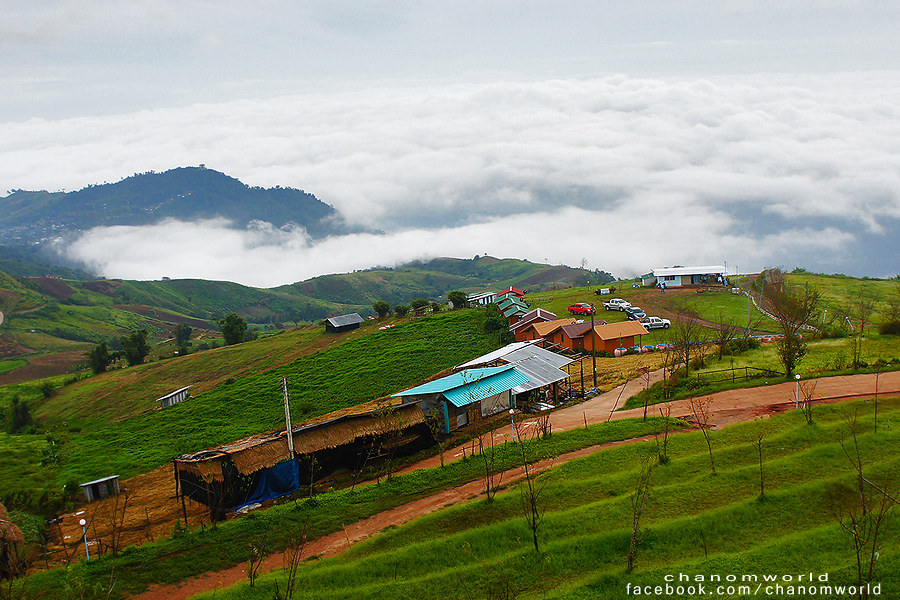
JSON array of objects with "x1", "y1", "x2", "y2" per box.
[{"x1": 2, "y1": 1, "x2": 899, "y2": 287}]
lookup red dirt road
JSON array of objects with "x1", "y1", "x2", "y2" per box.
[{"x1": 131, "y1": 371, "x2": 900, "y2": 600}]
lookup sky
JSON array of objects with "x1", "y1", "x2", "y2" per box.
[{"x1": 2, "y1": 1, "x2": 900, "y2": 287}]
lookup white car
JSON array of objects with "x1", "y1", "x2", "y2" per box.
[
  {"x1": 603, "y1": 298, "x2": 631, "y2": 311},
  {"x1": 641, "y1": 316, "x2": 671, "y2": 330}
]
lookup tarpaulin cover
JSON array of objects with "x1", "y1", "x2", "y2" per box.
[{"x1": 236, "y1": 458, "x2": 300, "y2": 511}]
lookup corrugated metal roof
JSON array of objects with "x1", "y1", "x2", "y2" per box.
[
  {"x1": 509, "y1": 308, "x2": 557, "y2": 331},
  {"x1": 443, "y1": 368, "x2": 531, "y2": 408},
  {"x1": 509, "y1": 355, "x2": 570, "y2": 394},
  {"x1": 593, "y1": 320, "x2": 649, "y2": 340},
  {"x1": 502, "y1": 305, "x2": 529, "y2": 318},
  {"x1": 393, "y1": 365, "x2": 531, "y2": 408},
  {"x1": 502, "y1": 345, "x2": 574, "y2": 369},
  {"x1": 530, "y1": 318, "x2": 577, "y2": 337},
  {"x1": 652, "y1": 265, "x2": 726, "y2": 277},
  {"x1": 326, "y1": 313, "x2": 364, "y2": 327},
  {"x1": 455, "y1": 341, "x2": 540, "y2": 369}
]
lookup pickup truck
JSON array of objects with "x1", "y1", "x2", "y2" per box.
[
  {"x1": 640, "y1": 316, "x2": 671, "y2": 330},
  {"x1": 568, "y1": 302, "x2": 596, "y2": 315},
  {"x1": 603, "y1": 298, "x2": 631, "y2": 311}
]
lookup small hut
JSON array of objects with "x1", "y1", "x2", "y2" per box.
[
  {"x1": 156, "y1": 385, "x2": 192, "y2": 409},
  {"x1": 325, "y1": 313, "x2": 364, "y2": 333},
  {"x1": 79, "y1": 475, "x2": 121, "y2": 502}
]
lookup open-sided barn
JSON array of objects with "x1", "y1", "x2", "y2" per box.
[{"x1": 173, "y1": 402, "x2": 426, "y2": 519}]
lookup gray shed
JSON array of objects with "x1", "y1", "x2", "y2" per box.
[{"x1": 325, "y1": 313, "x2": 364, "y2": 333}]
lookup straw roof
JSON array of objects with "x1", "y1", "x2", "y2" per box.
[
  {"x1": 0, "y1": 502, "x2": 25, "y2": 545},
  {"x1": 174, "y1": 402, "x2": 425, "y2": 477}
]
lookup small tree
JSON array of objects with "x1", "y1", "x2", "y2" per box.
[
  {"x1": 393, "y1": 304, "x2": 410, "y2": 317},
  {"x1": 372, "y1": 300, "x2": 391, "y2": 318},
  {"x1": 671, "y1": 315, "x2": 705, "y2": 378},
  {"x1": 626, "y1": 460, "x2": 654, "y2": 573},
  {"x1": 447, "y1": 290, "x2": 468, "y2": 309},
  {"x1": 217, "y1": 313, "x2": 248, "y2": 345},
  {"x1": 120, "y1": 329, "x2": 151, "y2": 366},
  {"x1": 410, "y1": 298, "x2": 429, "y2": 311},
  {"x1": 761, "y1": 268, "x2": 820, "y2": 376},
  {"x1": 174, "y1": 323, "x2": 192, "y2": 346},
  {"x1": 87, "y1": 341, "x2": 113, "y2": 374},
  {"x1": 689, "y1": 397, "x2": 716, "y2": 475},
  {"x1": 4, "y1": 396, "x2": 34, "y2": 435}
]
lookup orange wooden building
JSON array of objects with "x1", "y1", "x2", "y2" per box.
[{"x1": 582, "y1": 321, "x2": 649, "y2": 353}]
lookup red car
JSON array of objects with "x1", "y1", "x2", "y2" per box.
[{"x1": 568, "y1": 302, "x2": 596, "y2": 315}]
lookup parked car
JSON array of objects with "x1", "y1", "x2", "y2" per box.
[
  {"x1": 640, "y1": 316, "x2": 671, "y2": 330},
  {"x1": 624, "y1": 306, "x2": 646, "y2": 320},
  {"x1": 568, "y1": 302, "x2": 596, "y2": 315},
  {"x1": 603, "y1": 298, "x2": 631, "y2": 311}
]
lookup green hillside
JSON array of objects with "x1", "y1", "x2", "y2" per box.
[
  {"x1": 0, "y1": 308, "x2": 501, "y2": 499},
  {"x1": 198, "y1": 399, "x2": 900, "y2": 600}
]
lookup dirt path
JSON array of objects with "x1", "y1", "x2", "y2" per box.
[{"x1": 129, "y1": 370, "x2": 900, "y2": 600}]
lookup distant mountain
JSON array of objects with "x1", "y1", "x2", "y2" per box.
[{"x1": 0, "y1": 166, "x2": 356, "y2": 245}]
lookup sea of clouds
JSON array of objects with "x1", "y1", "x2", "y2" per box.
[{"x1": 3, "y1": 72, "x2": 899, "y2": 287}]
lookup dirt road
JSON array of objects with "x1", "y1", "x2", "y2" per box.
[{"x1": 130, "y1": 370, "x2": 899, "y2": 600}]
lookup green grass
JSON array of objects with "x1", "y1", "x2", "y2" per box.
[
  {"x1": 190, "y1": 398, "x2": 900, "y2": 600},
  {"x1": 14, "y1": 416, "x2": 674, "y2": 599}
]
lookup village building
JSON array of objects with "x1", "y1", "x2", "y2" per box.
[
  {"x1": 641, "y1": 266, "x2": 727, "y2": 288},
  {"x1": 497, "y1": 286, "x2": 525, "y2": 298},
  {"x1": 392, "y1": 366, "x2": 530, "y2": 434},
  {"x1": 156, "y1": 385, "x2": 192, "y2": 409},
  {"x1": 509, "y1": 308, "x2": 557, "y2": 341},
  {"x1": 582, "y1": 321, "x2": 650, "y2": 354},
  {"x1": 558, "y1": 321, "x2": 598, "y2": 351},
  {"x1": 324, "y1": 313, "x2": 364, "y2": 333},
  {"x1": 455, "y1": 342, "x2": 574, "y2": 404},
  {"x1": 466, "y1": 291, "x2": 497, "y2": 305},
  {"x1": 79, "y1": 475, "x2": 121, "y2": 503},
  {"x1": 514, "y1": 318, "x2": 577, "y2": 344},
  {"x1": 173, "y1": 402, "x2": 427, "y2": 520}
]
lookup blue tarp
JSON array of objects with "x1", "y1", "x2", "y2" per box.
[{"x1": 236, "y1": 459, "x2": 300, "y2": 511}]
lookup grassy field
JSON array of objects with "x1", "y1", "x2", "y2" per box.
[
  {"x1": 192, "y1": 398, "x2": 900, "y2": 600},
  {"x1": 14, "y1": 417, "x2": 675, "y2": 599}
]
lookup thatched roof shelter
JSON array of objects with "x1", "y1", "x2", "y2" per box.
[
  {"x1": 0, "y1": 503, "x2": 24, "y2": 546},
  {"x1": 174, "y1": 401, "x2": 425, "y2": 482}
]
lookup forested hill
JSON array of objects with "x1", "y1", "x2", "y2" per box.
[{"x1": 0, "y1": 166, "x2": 355, "y2": 245}]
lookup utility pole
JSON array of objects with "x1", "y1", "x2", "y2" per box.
[
  {"x1": 590, "y1": 308, "x2": 597, "y2": 390},
  {"x1": 282, "y1": 377, "x2": 295, "y2": 459}
]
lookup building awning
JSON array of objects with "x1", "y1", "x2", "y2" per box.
[{"x1": 652, "y1": 265, "x2": 726, "y2": 277}]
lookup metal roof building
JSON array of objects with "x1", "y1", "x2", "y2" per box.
[{"x1": 325, "y1": 313, "x2": 364, "y2": 333}]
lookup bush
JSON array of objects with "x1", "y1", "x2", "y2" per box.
[
  {"x1": 394, "y1": 304, "x2": 410, "y2": 317},
  {"x1": 879, "y1": 320, "x2": 900, "y2": 335},
  {"x1": 818, "y1": 324, "x2": 849, "y2": 339},
  {"x1": 723, "y1": 337, "x2": 761, "y2": 355}
]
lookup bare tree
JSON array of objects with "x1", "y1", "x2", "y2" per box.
[
  {"x1": 760, "y1": 268, "x2": 821, "y2": 377},
  {"x1": 689, "y1": 397, "x2": 716, "y2": 475},
  {"x1": 272, "y1": 519, "x2": 310, "y2": 600},
  {"x1": 800, "y1": 379, "x2": 819, "y2": 425},
  {"x1": 753, "y1": 431, "x2": 765, "y2": 500},
  {"x1": 655, "y1": 404, "x2": 672, "y2": 466},
  {"x1": 512, "y1": 419, "x2": 547, "y2": 553},
  {"x1": 671, "y1": 315, "x2": 706, "y2": 378},
  {"x1": 850, "y1": 291, "x2": 877, "y2": 369},
  {"x1": 478, "y1": 433, "x2": 504, "y2": 501},
  {"x1": 626, "y1": 460, "x2": 654, "y2": 574},
  {"x1": 828, "y1": 413, "x2": 896, "y2": 600},
  {"x1": 711, "y1": 311, "x2": 741, "y2": 360}
]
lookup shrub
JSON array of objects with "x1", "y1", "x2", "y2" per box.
[
  {"x1": 818, "y1": 324, "x2": 849, "y2": 339},
  {"x1": 394, "y1": 304, "x2": 410, "y2": 317},
  {"x1": 879, "y1": 320, "x2": 900, "y2": 335}
]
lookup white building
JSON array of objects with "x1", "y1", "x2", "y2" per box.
[{"x1": 641, "y1": 266, "x2": 727, "y2": 288}]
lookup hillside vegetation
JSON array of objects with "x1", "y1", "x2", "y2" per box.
[{"x1": 196, "y1": 399, "x2": 900, "y2": 600}]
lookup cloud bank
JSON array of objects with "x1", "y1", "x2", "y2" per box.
[{"x1": 4, "y1": 73, "x2": 900, "y2": 286}]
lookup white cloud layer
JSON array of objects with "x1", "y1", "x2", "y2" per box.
[{"x1": 4, "y1": 72, "x2": 900, "y2": 286}]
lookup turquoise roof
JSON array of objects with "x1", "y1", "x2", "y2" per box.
[{"x1": 393, "y1": 365, "x2": 531, "y2": 408}]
